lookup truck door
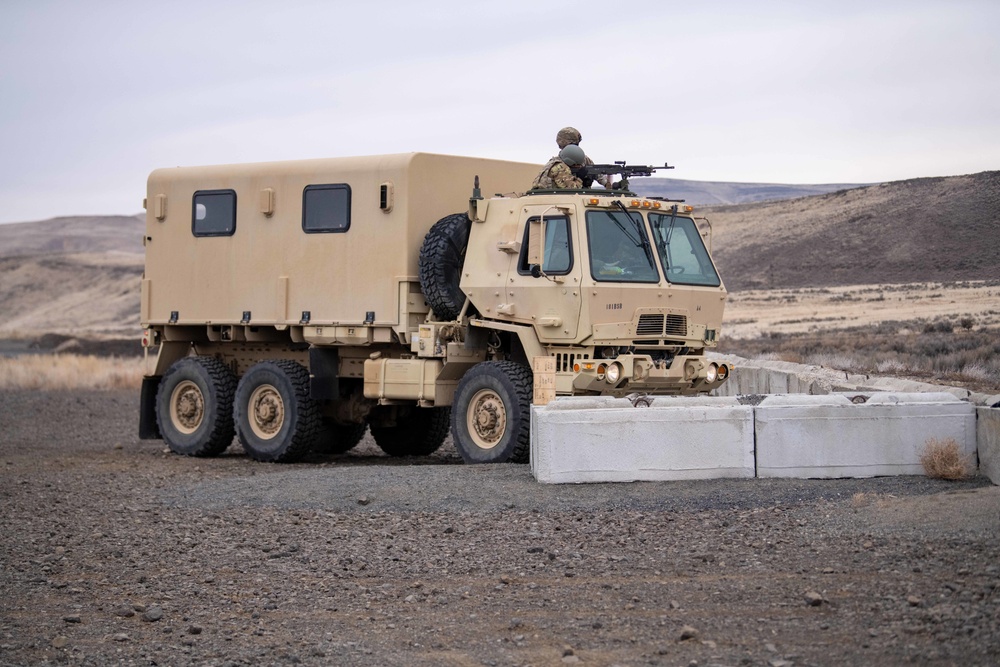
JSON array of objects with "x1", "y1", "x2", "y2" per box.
[{"x1": 503, "y1": 204, "x2": 582, "y2": 341}]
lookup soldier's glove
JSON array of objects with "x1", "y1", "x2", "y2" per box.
[
  {"x1": 572, "y1": 166, "x2": 589, "y2": 179},
  {"x1": 612, "y1": 178, "x2": 629, "y2": 190}
]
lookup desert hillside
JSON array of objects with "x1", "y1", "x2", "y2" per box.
[
  {"x1": 704, "y1": 171, "x2": 1000, "y2": 291},
  {"x1": 0, "y1": 214, "x2": 144, "y2": 257},
  {"x1": 631, "y1": 177, "x2": 869, "y2": 205},
  {"x1": 0, "y1": 215, "x2": 144, "y2": 337}
]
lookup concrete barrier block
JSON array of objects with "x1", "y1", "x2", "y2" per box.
[
  {"x1": 864, "y1": 392, "x2": 963, "y2": 405},
  {"x1": 648, "y1": 396, "x2": 742, "y2": 408},
  {"x1": 731, "y1": 367, "x2": 759, "y2": 395},
  {"x1": 543, "y1": 396, "x2": 633, "y2": 410},
  {"x1": 758, "y1": 394, "x2": 854, "y2": 407},
  {"x1": 756, "y1": 393, "x2": 977, "y2": 478},
  {"x1": 766, "y1": 370, "x2": 792, "y2": 394},
  {"x1": 531, "y1": 401, "x2": 755, "y2": 484},
  {"x1": 977, "y1": 408, "x2": 1000, "y2": 485},
  {"x1": 972, "y1": 393, "x2": 1000, "y2": 408}
]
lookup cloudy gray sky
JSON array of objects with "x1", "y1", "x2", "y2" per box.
[{"x1": 1, "y1": 0, "x2": 997, "y2": 224}]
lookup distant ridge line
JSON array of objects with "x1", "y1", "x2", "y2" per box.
[{"x1": 631, "y1": 178, "x2": 873, "y2": 206}]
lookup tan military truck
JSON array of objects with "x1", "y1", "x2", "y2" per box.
[{"x1": 139, "y1": 152, "x2": 730, "y2": 464}]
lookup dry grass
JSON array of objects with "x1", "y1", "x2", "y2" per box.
[
  {"x1": 0, "y1": 354, "x2": 143, "y2": 390},
  {"x1": 850, "y1": 492, "x2": 897, "y2": 508},
  {"x1": 719, "y1": 323, "x2": 1000, "y2": 393},
  {"x1": 920, "y1": 438, "x2": 972, "y2": 481}
]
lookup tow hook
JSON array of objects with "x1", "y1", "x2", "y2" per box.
[{"x1": 625, "y1": 393, "x2": 653, "y2": 408}]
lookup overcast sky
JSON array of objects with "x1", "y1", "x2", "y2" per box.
[{"x1": 1, "y1": 0, "x2": 997, "y2": 224}]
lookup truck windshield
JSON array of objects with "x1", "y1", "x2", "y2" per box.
[
  {"x1": 648, "y1": 213, "x2": 721, "y2": 287},
  {"x1": 585, "y1": 210, "x2": 659, "y2": 283}
]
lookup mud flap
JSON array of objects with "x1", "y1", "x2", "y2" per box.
[
  {"x1": 139, "y1": 376, "x2": 162, "y2": 439},
  {"x1": 309, "y1": 347, "x2": 340, "y2": 400}
]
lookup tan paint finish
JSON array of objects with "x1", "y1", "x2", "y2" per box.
[{"x1": 143, "y1": 153, "x2": 539, "y2": 330}]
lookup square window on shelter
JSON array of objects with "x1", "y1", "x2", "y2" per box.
[
  {"x1": 303, "y1": 184, "x2": 351, "y2": 233},
  {"x1": 192, "y1": 190, "x2": 237, "y2": 237}
]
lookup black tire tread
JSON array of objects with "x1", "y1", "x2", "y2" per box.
[
  {"x1": 495, "y1": 361, "x2": 534, "y2": 464},
  {"x1": 452, "y1": 360, "x2": 533, "y2": 464},
  {"x1": 235, "y1": 360, "x2": 321, "y2": 463},
  {"x1": 156, "y1": 356, "x2": 236, "y2": 457},
  {"x1": 418, "y1": 213, "x2": 471, "y2": 321},
  {"x1": 313, "y1": 420, "x2": 368, "y2": 456},
  {"x1": 370, "y1": 407, "x2": 451, "y2": 457}
]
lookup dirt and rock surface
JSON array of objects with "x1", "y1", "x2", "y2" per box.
[{"x1": 2, "y1": 390, "x2": 998, "y2": 666}]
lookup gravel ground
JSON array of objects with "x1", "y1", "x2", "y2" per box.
[{"x1": 1, "y1": 389, "x2": 998, "y2": 666}]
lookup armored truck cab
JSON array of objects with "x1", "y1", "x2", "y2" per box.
[{"x1": 140, "y1": 153, "x2": 730, "y2": 465}]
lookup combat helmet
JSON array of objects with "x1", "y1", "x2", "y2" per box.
[
  {"x1": 559, "y1": 144, "x2": 586, "y2": 167},
  {"x1": 556, "y1": 127, "x2": 582, "y2": 149}
]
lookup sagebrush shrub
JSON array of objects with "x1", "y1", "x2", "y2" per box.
[{"x1": 920, "y1": 438, "x2": 971, "y2": 480}]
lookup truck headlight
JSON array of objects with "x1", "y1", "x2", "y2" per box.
[
  {"x1": 706, "y1": 363, "x2": 718, "y2": 383},
  {"x1": 606, "y1": 362, "x2": 622, "y2": 384}
]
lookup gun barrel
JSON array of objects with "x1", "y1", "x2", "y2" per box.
[{"x1": 584, "y1": 162, "x2": 673, "y2": 177}]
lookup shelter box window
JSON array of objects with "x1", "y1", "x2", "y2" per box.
[
  {"x1": 192, "y1": 190, "x2": 237, "y2": 237},
  {"x1": 302, "y1": 184, "x2": 352, "y2": 233}
]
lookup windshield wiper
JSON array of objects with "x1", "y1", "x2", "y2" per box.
[{"x1": 612, "y1": 201, "x2": 655, "y2": 267}]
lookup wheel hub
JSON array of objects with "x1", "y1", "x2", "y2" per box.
[
  {"x1": 468, "y1": 389, "x2": 506, "y2": 450},
  {"x1": 249, "y1": 385, "x2": 284, "y2": 439},
  {"x1": 170, "y1": 381, "x2": 204, "y2": 434}
]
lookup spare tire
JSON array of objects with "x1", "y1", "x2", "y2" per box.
[{"x1": 418, "y1": 212, "x2": 472, "y2": 321}]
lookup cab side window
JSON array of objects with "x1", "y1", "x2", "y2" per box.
[
  {"x1": 192, "y1": 190, "x2": 237, "y2": 237},
  {"x1": 517, "y1": 216, "x2": 572, "y2": 275}
]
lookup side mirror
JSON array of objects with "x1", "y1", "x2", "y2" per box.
[{"x1": 527, "y1": 217, "x2": 547, "y2": 279}]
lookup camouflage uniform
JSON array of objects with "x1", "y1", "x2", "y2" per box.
[
  {"x1": 532, "y1": 156, "x2": 583, "y2": 190},
  {"x1": 555, "y1": 126, "x2": 612, "y2": 188}
]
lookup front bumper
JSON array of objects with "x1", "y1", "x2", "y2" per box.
[{"x1": 570, "y1": 354, "x2": 731, "y2": 396}]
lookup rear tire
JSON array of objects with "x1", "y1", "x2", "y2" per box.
[
  {"x1": 313, "y1": 419, "x2": 368, "y2": 456},
  {"x1": 156, "y1": 356, "x2": 236, "y2": 457},
  {"x1": 234, "y1": 360, "x2": 321, "y2": 463},
  {"x1": 451, "y1": 361, "x2": 533, "y2": 464},
  {"x1": 418, "y1": 212, "x2": 471, "y2": 321},
  {"x1": 370, "y1": 407, "x2": 451, "y2": 457}
]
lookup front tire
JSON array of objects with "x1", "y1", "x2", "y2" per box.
[
  {"x1": 370, "y1": 407, "x2": 451, "y2": 457},
  {"x1": 156, "y1": 356, "x2": 236, "y2": 457},
  {"x1": 451, "y1": 361, "x2": 533, "y2": 464},
  {"x1": 234, "y1": 360, "x2": 321, "y2": 463}
]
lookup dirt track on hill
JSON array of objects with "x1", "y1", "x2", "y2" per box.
[{"x1": 1, "y1": 390, "x2": 998, "y2": 666}]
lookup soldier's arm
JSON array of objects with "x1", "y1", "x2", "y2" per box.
[{"x1": 552, "y1": 163, "x2": 583, "y2": 189}]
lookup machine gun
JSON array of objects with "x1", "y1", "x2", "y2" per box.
[{"x1": 575, "y1": 161, "x2": 673, "y2": 189}]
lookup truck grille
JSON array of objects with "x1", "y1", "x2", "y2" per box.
[
  {"x1": 555, "y1": 352, "x2": 588, "y2": 373},
  {"x1": 636, "y1": 313, "x2": 688, "y2": 337}
]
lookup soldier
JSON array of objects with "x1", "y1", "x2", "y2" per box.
[
  {"x1": 532, "y1": 145, "x2": 586, "y2": 190},
  {"x1": 555, "y1": 126, "x2": 612, "y2": 188}
]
